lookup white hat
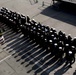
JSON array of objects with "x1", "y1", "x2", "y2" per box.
[
  {"x1": 50, "y1": 31, "x2": 53, "y2": 33},
  {"x1": 54, "y1": 43, "x2": 57, "y2": 46},
  {"x1": 66, "y1": 44, "x2": 69, "y2": 46},
  {"x1": 53, "y1": 28, "x2": 56, "y2": 30},
  {"x1": 69, "y1": 51, "x2": 72, "y2": 54},
  {"x1": 51, "y1": 34, "x2": 54, "y2": 37},
  {"x1": 49, "y1": 40, "x2": 52, "y2": 43},
  {"x1": 59, "y1": 47, "x2": 62, "y2": 50}
]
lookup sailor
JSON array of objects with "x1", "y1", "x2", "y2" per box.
[
  {"x1": 31, "y1": 19, "x2": 37, "y2": 25},
  {"x1": 47, "y1": 40, "x2": 54, "y2": 53},
  {"x1": 58, "y1": 30, "x2": 63, "y2": 36},
  {"x1": 53, "y1": 37, "x2": 58, "y2": 44},
  {"x1": 64, "y1": 43, "x2": 70, "y2": 53},
  {"x1": 51, "y1": 27, "x2": 56, "y2": 34},
  {"x1": 71, "y1": 46, "x2": 76, "y2": 63},
  {"x1": 26, "y1": 15, "x2": 31, "y2": 24},
  {"x1": 58, "y1": 47, "x2": 64, "y2": 62},
  {"x1": 20, "y1": 14, "x2": 26, "y2": 25},
  {"x1": 72, "y1": 37, "x2": 76, "y2": 47},
  {"x1": 58, "y1": 41, "x2": 64, "y2": 49},
  {"x1": 53, "y1": 43, "x2": 58, "y2": 54},
  {"x1": 67, "y1": 34, "x2": 72, "y2": 46},
  {"x1": 58, "y1": 31, "x2": 66, "y2": 42},
  {"x1": 20, "y1": 25, "x2": 27, "y2": 36},
  {"x1": 65, "y1": 50, "x2": 73, "y2": 68},
  {"x1": 53, "y1": 31, "x2": 58, "y2": 38}
]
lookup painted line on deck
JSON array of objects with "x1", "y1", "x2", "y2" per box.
[{"x1": 0, "y1": 55, "x2": 11, "y2": 63}]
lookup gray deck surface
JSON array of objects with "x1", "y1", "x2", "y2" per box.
[{"x1": 0, "y1": 0, "x2": 76, "y2": 75}]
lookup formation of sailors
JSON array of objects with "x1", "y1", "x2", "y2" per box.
[{"x1": 0, "y1": 7, "x2": 76, "y2": 68}]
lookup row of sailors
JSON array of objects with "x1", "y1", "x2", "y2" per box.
[
  {"x1": 0, "y1": 7, "x2": 31, "y2": 31},
  {"x1": 20, "y1": 22, "x2": 76, "y2": 67},
  {"x1": 20, "y1": 23, "x2": 76, "y2": 49},
  {"x1": 0, "y1": 7, "x2": 76, "y2": 67}
]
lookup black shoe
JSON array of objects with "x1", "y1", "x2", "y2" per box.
[{"x1": 69, "y1": 65, "x2": 72, "y2": 68}]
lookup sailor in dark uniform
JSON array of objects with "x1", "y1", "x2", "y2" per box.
[
  {"x1": 47, "y1": 40, "x2": 54, "y2": 53},
  {"x1": 58, "y1": 46, "x2": 64, "y2": 62},
  {"x1": 65, "y1": 45, "x2": 75, "y2": 68},
  {"x1": 71, "y1": 46, "x2": 76, "y2": 63},
  {"x1": 67, "y1": 34, "x2": 72, "y2": 46},
  {"x1": 72, "y1": 37, "x2": 76, "y2": 47},
  {"x1": 65, "y1": 50, "x2": 73, "y2": 68},
  {"x1": 26, "y1": 15, "x2": 31, "y2": 24}
]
